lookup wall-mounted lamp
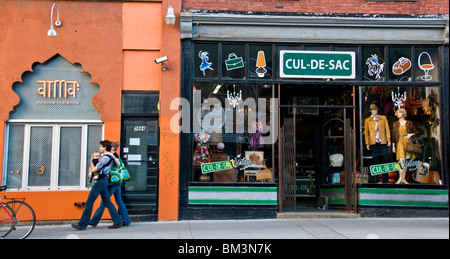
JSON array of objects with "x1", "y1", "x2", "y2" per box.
[
  {"x1": 165, "y1": 1, "x2": 176, "y2": 25},
  {"x1": 47, "y1": 3, "x2": 61, "y2": 36},
  {"x1": 155, "y1": 56, "x2": 169, "y2": 71}
]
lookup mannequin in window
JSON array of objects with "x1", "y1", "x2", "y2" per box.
[
  {"x1": 364, "y1": 103, "x2": 391, "y2": 183},
  {"x1": 392, "y1": 108, "x2": 416, "y2": 184}
]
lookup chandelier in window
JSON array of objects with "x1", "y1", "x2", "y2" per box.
[{"x1": 227, "y1": 84, "x2": 242, "y2": 109}]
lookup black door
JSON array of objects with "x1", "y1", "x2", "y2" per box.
[{"x1": 121, "y1": 118, "x2": 159, "y2": 219}]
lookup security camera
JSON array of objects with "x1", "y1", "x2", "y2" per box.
[{"x1": 155, "y1": 56, "x2": 168, "y2": 64}]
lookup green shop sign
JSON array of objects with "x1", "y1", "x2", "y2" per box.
[
  {"x1": 201, "y1": 161, "x2": 233, "y2": 174},
  {"x1": 201, "y1": 157, "x2": 253, "y2": 174},
  {"x1": 370, "y1": 162, "x2": 401, "y2": 176},
  {"x1": 280, "y1": 50, "x2": 356, "y2": 79}
]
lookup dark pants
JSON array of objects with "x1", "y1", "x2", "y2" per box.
[
  {"x1": 370, "y1": 143, "x2": 390, "y2": 183},
  {"x1": 77, "y1": 178, "x2": 122, "y2": 228}
]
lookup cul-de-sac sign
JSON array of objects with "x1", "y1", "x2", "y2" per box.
[{"x1": 280, "y1": 50, "x2": 356, "y2": 79}]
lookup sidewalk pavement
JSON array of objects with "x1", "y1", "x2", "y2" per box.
[{"x1": 28, "y1": 217, "x2": 449, "y2": 239}]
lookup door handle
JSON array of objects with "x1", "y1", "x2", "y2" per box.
[{"x1": 148, "y1": 156, "x2": 157, "y2": 164}]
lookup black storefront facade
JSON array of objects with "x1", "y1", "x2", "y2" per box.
[{"x1": 179, "y1": 12, "x2": 449, "y2": 219}]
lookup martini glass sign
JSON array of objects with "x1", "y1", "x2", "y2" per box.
[{"x1": 418, "y1": 52, "x2": 434, "y2": 81}]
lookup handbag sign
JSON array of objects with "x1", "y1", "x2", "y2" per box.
[
  {"x1": 225, "y1": 53, "x2": 244, "y2": 71},
  {"x1": 280, "y1": 50, "x2": 355, "y2": 79}
]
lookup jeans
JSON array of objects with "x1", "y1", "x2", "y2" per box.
[
  {"x1": 78, "y1": 178, "x2": 121, "y2": 228},
  {"x1": 89, "y1": 183, "x2": 131, "y2": 226}
]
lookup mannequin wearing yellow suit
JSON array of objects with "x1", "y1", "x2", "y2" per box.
[{"x1": 364, "y1": 104, "x2": 391, "y2": 183}]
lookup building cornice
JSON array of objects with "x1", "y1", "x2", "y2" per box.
[{"x1": 181, "y1": 12, "x2": 449, "y2": 45}]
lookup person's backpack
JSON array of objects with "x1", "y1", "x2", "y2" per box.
[{"x1": 109, "y1": 156, "x2": 131, "y2": 185}]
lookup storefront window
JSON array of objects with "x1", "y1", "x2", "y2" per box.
[
  {"x1": 192, "y1": 83, "x2": 276, "y2": 183},
  {"x1": 3, "y1": 54, "x2": 104, "y2": 190},
  {"x1": 121, "y1": 92, "x2": 160, "y2": 116},
  {"x1": 361, "y1": 86, "x2": 442, "y2": 185},
  {"x1": 5, "y1": 125, "x2": 25, "y2": 189},
  {"x1": 187, "y1": 42, "x2": 445, "y2": 187},
  {"x1": 58, "y1": 127, "x2": 82, "y2": 186},
  {"x1": 28, "y1": 126, "x2": 53, "y2": 187},
  {"x1": 4, "y1": 123, "x2": 103, "y2": 190}
]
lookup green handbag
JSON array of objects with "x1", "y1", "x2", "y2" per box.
[{"x1": 109, "y1": 157, "x2": 131, "y2": 185}]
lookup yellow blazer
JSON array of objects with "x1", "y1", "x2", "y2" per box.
[{"x1": 364, "y1": 115, "x2": 391, "y2": 145}]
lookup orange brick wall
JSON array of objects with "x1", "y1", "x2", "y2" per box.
[{"x1": 182, "y1": 0, "x2": 449, "y2": 15}]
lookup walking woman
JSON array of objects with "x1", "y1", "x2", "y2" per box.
[
  {"x1": 89, "y1": 141, "x2": 131, "y2": 227},
  {"x1": 71, "y1": 140, "x2": 122, "y2": 230}
]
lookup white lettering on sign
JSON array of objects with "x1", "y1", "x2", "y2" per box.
[
  {"x1": 280, "y1": 50, "x2": 355, "y2": 79},
  {"x1": 285, "y1": 59, "x2": 350, "y2": 70}
]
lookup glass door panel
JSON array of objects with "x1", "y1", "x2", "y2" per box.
[{"x1": 122, "y1": 119, "x2": 159, "y2": 214}]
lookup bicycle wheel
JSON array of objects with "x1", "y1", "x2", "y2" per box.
[
  {"x1": 0, "y1": 204, "x2": 15, "y2": 238},
  {"x1": 4, "y1": 201, "x2": 36, "y2": 239}
]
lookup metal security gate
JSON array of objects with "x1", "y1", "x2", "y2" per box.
[{"x1": 279, "y1": 118, "x2": 296, "y2": 212}]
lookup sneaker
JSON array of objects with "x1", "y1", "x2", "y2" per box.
[
  {"x1": 108, "y1": 223, "x2": 122, "y2": 229},
  {"x1": 71, "y1": 223, "x2": 86, "y2": 231}
]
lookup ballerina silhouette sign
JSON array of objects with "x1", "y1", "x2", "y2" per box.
[{"x1": 198, "y1": 50, "x2": 214, "y2": 76}]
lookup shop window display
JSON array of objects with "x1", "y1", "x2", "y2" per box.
[
  {"x1": 362, "y1": 86, "x2": 442, "y2": 185},
  {"x1": 192, "y1": 83, "x2": 275, "y2": 183}
]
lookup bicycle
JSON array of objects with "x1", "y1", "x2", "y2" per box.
[{"x1": 0, "y1": 186, "x2": 36, "y2": 239}]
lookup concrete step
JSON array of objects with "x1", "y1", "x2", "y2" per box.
[{"x1": 277, "y1": 208, "x2": 359, "y2": 219}]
